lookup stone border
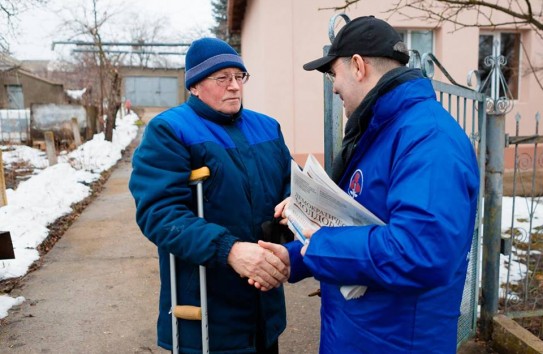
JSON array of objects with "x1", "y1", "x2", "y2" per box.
[{"x1": 493, "y1": 314, "x2": 543, "y2": 353}]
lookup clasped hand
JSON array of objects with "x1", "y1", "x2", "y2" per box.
[
  {"x1": 243, "y1": 197, "x2": 319, "y2": 291},
  {"x1": 228, "y1": 241, "x2": 290, "y2": 291}
]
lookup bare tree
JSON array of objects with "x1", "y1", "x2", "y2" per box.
[
  {"x1": 122, "y1": 14, "x2": 171, "y2": 67},
  {"x1": 55, "y1": 0, "x2": 124, "y2": 142},
  {"x1": 322, "y1": 0, "x2": 543, "y2": 34},
  {"x1": 0, "y1": 0, "x2": 48, "y2": 52}
]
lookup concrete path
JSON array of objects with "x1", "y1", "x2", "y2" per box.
[{"x1": 0, "y1": 150, "x2": 166, "y2": 353}]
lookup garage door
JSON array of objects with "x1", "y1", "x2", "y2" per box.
[{"x1": 124, "y1": 76, "x2": 178, "y2": 107}]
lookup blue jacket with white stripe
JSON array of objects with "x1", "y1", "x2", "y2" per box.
[{"x1": 129, "y1": 96, "x2": 291, "y2": 353}]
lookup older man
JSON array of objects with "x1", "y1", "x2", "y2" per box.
[{"x1": 129, "y1": 37, "x2": 291, "y2": 353}]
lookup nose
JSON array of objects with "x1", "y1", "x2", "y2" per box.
[{"x1": 227, "y1": 76, "x2": 241, "y2": 90}]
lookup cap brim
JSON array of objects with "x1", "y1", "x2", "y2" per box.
[{"x1": 303, "y1": 55, "x2": 336, "y2": 73}]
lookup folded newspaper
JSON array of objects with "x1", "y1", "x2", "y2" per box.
[{"x1": 286, "y1": 154, "x2": 385, "y2": 300}]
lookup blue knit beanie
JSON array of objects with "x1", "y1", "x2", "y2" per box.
[{"x1": 185, "y1": 37, "x2": 247, "y2": 90}]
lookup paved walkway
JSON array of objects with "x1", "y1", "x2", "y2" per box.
[{"x1": 0, "y1": 138, "x2": 321, "y2": 353}]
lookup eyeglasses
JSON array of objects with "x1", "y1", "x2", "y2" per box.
[
  {"x1": 325, "y1": 71, "x2": 336, "y2": 83},
  {"x1": 324, "y1": 57, "x2": 354, "y2": 83},
  {"x1": 206, "y1": 72, "x2": 250, "y2": 87}
]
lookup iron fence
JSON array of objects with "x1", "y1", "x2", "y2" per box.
[{"x1": 499, "y1": 112, "x2": 543, "y2": 338}]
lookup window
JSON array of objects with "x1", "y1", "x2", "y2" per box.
[
  {"x1": 478, "y1": 32, "x2": 520, "y2": 99},
  {"x1": 6, "y1": 85, "x2": 24, "y2": 109},
  {"x1": 397, "y1": 30, "x2": 434, "y2": 56}
]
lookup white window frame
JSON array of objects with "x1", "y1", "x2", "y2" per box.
[{"x1": 396, "y1": 29, "x2": 434, "y2": 56}]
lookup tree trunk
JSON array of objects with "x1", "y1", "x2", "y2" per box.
[{"x1": 105, "y1": 71, "x2": 122, "y2": 142}]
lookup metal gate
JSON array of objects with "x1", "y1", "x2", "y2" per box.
[
  {"x1": 124, "y1": 76, "x2": 178, "y2": 107},
  {"x1": 322, "y1": 14, "x2": 487, "y2": 347}
]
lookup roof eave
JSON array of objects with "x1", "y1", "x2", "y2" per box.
[{"x1": 227, "y1": 0, "x2": 247, "y2": 33}]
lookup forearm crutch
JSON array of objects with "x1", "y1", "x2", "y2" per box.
[{"x1": 170, "y1": 167, "x2": 210, "y2": 354}]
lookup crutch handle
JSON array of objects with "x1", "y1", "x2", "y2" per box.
[
  {"x1": 189, "y1": 167, "x2": 211, "y2": 184},
  {"x1": 173, "y1": 305, "x2": 202, "y2": 320}
]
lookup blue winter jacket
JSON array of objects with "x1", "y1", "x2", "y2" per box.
[
  {"x1": 129, "y1": 96, "x2": 291, "y2": 353},
  {"x1": 286, "y1": 77, "x2": 480, "y2": 353}
]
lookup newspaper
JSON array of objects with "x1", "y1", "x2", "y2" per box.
[{"x1": 286, "y1": 154, "x2": 385, "y2": 300}]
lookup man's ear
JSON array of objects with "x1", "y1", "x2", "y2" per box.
[
  {"x1": 190, "y1": 85, "x2": 199, "y2": 96},
  {"x1": 351, "y1": 55, "x2": 366, "y2": 82}
]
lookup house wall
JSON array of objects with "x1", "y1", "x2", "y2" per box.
[
  {"x1": 0, "y1": 70, "x2": 66, "y2": 109},
  {"x1": 236, "y1": 0, "x2": 543, "y2": 167}
]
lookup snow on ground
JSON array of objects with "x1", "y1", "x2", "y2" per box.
[{"x1": 0, "y1": 111, "x2": 139, "y2": 318}]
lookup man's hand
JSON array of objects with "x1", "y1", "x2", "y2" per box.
[
  {"x1": 227, "y1": 242, "x2": 289, "y2": 291},
  {"x1": 300, "y1": 227, "x2": 317, "y2": 256},
  {"x1": 273, "y1": 197, "x2": 291, "y2": 226},
  {"x1": 247, "y1": 241, "x2": 291, "y2": 291}
]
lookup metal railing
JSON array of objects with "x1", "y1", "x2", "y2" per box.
[{"x1": 499, "y1": 112, "x2": 543, "y2": 338}]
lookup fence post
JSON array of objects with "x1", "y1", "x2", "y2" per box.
[
  {"x1": 0, "y1": 150, "x2": 7, "y2": 207},
  {"x1": 44, "y1": 131, "x2": 58, "y2": 166},
  {"x1": 323, "y1": 45, "x2": 343, "y2": 174},
  {"x1": 323, "y1": 14, "x2": 350, "y2": 175},
  {"x1": 480, "y1": 111, "x2": 505, "y2": 339},
  {"x1": 71, "y1": 117, "x2": 82, "y2": 146},
  {"x1": 479, "y1": 38, "x2": 515, "y2": 340}
]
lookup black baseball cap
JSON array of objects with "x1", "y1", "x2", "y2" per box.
[{"x1": 303, "y1": 16, "x2": 410, "y2": 73}]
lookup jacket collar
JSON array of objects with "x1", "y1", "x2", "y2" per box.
[{"x1": 187, "y1": 95, "x2": 242, "y2": 125}]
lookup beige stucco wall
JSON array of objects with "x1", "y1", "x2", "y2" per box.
[{"x1": 237, "y1": 0, "x2": 543, "y2": 166}]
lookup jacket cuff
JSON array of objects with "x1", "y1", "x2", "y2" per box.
[
  {"x1": 215, "y1": 234, "x2": 239, "y2": 267},
  {"x1": 285, "y1": 241, "x2": 313, "y2": 282}
]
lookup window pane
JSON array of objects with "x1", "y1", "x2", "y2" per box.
[
  {"x1": 501, "y1": 33, "x2": 520, "y2": 99},
  {"x1": 7, "y1": 85, "x2": 24, "y2": 109},
  {"x1": 478, "y1": 33, "x2": 520, "y2": 99},
  {"x1": 478, "y1": 35, "x2": 494, "y2": 97},
  {"x1": 411, "y1": 31, "x2": 433, "y2": 55}
]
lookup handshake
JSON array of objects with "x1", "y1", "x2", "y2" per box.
[
  {"x1": 227, "y1": 240, "x2": 291, "y2": 292},
  {"x1": 227, "y1": 197, "x2": 318, "y2": 291}
]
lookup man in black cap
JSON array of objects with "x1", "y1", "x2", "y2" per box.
[{"x1": 259, "y1": 16, "x2": 480, "y2": 353}]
